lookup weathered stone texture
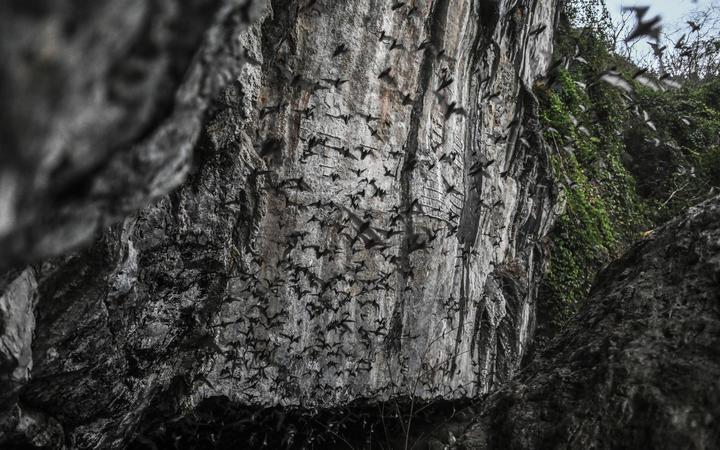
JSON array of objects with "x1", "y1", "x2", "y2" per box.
[
  {"x1": 460, "y1": 194, "x2": 720, "y2": 449},
  {"x1": 0, "y1": 0, "x2": 560, "y2": 447}
]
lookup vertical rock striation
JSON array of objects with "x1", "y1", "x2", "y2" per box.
[{"x1": 0, "y1": 0, "x2": 560, "y2": 447}]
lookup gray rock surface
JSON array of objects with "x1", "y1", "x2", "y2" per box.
[
  {"x1": 460, "y1": 194, "x2": 720, "y2": 449},
  {"x1": 0, "y1": 0, "x2": 561, "y2": 447},
  {"x1": 0, "y1": 269, "x2": 38, "y2": 404},
  {"x1": 0, "y1": 0, "x2": 266, "y2": 268}
]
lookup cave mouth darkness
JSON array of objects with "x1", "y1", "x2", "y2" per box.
[{"x1": 128, "y1": 396, "x2": 475, "y2": 449}]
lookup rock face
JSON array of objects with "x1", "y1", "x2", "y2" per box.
[
  {"x1": 0, "y1": 0, "x2": 560, "y2": 447},
  {"x1": 460, "y1": 194, "x2": 720, "y2": 449},
  {"x1": 0, "y1": 0, "x2": 266, "y2": 268}
]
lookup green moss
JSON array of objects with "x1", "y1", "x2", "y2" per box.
[
  {"x1": 534, "y1": 28, "x2": 650, "y2": 345},
  {"x1": 535, "y1": 10, "x2": 720, "y2": 347}
]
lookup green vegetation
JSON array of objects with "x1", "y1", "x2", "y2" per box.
[{"x1": 535, "y1": 1, "x2": 720, "y2": 345}]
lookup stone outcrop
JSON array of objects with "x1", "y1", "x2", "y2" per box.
[
  {"x1": 0, "y1": 0, "x2": 561, "y2": 447},
  {"x1": 460, "y1": 194, "x2": 720, "y2": 449}
]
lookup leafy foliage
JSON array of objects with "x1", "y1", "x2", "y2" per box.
[
  {"x1": 625, "y1": 78, "x2": 720, "y2": 221},
  {"x1": 535, "y1": 2, "x2": 720, "y2": 346}
]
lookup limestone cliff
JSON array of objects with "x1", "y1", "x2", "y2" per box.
[{"x1": 0, "y1": 0, "x2": 560, "y2": 447}]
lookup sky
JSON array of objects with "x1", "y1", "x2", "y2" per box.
[
  {"x1": 605, "y1": 0, "x2": 712, "y2": 29},
  {"x1": 604, "y1": 0, "x2": 717, "y2": 65}
]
